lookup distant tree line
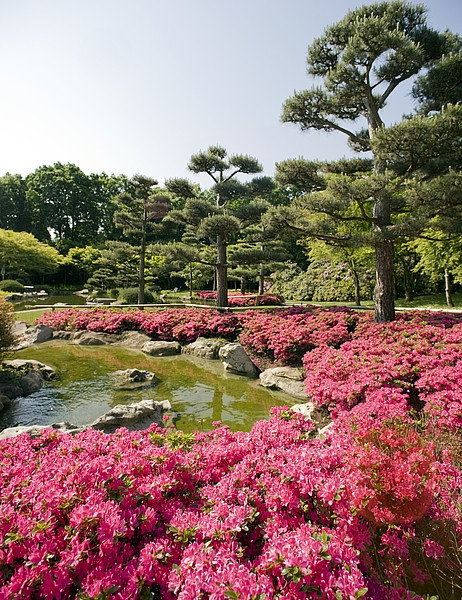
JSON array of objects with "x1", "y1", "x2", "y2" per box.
[{"x1": 0, "y1": 1, "x2": 461, "y2": 321}]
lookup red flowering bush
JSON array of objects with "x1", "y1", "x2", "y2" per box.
[
  {"x1": 196, "y1": 291, "x2": 284, "y2": 306},
  {"x1": 26, "y1": 305, "x2": 462, "y2": 598},
  {"x1": 1, "y1": 411, "x2": 461, "y2": 599},
  {"x1": 240, "y1": 305, "x2": 358, "y2": 364}
]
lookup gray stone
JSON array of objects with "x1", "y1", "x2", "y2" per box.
[
  {"x1": 14, "y1": 324, "x2": 55, "y2": 349},
  {"x1": 291, "y1": 403, "x2": 332, "y2": 432},
  {"x1": 182, "y1": 337, "x2": 227, "y2": 360},
  {"x1": 52, "y1": 330, "x2": 75, "y2": 341},
  {"x1": 20, "y1": 370, "x2": 44, "y2": 395},
  {"x1": 0, "y1": 383, "x2": 23, "y2": 400},
  {"x1": 73, "y1": 331, "x2": 120, "y2": 345},
  {"x1": 0, "y1": 422, "x2": 83, "y2": 441},
  {"x1": 110, "y1": 368, "x2": 158, "y2": 390},
  {"x1": 89, "y1": 399, "x2": 171, "y2": 433},
  {"x1": 3, "y1": 359, "x2": 56, "y2": 381},
  {"x1": 259, "y1": 367, "x2": 308, "y2": 399},
  {"x1": 219, "y1": 343, "x2": 258, "y2": 377},
  {"x1": 141, "y1": 340, "x2": 181, "y2": 356},
  {"x1": 0, "y1": 393, "x2": 11, "y2": 409},
  {"x1": 118, "y1": 331, "x2": 152, "y2": 348}
]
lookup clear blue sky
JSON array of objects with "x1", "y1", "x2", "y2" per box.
[{"x1": 0, "y1": 0, "x2": 460, "y2": 188}]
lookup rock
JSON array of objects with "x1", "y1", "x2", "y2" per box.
[
  {"x1": 291, "y1": 403, "x2": 332, "y2": 432},
  {"x1": 118, "y1": 331, "x2": 152, "y2": 348},
  {"x1": 0, "y1": 393, "x2": 11, "y2": 409},
  {"x1": 0, "y1": 383, "x2": 23, "y2": 400},
  {"x1": 20, "y1": 370, "x2": 44, "y2": 395},
  {"x1": 73, "y1": 331, "x2": 120, "y2": 345},
  {"x1": 0, "y1": 422, "x2": 83, "y2": 441},
  {"x1": 52, "y1": 330, "x2": 75, "y2": 341},
  {"x1": 219, "y1": 343, "x2": 258, "y2": 377},
  {"x1": 14, "y1": 324, "x2": 55, "y2": 349},
  {"x1": 89, "y1": 399, "x2": 171, "y2": 434},
  {"x1": 141, "y1": 340, "x2": 181, "y2": 356},
  {"x1": 110, "y1": 368, "x2": 158, "y2": 390},
  {"x1": 3, "y1": 359, "x2": 56, "y2": 381},
  {"x1": 182, "y1": 337, "x2": 227, "y2": 360},
  {"x1": 259, "y1": 367, "x2": 308, "y2": 399}
]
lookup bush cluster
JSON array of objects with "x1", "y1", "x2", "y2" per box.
[
  {"x1": 196, "y1": 291, "x2": 284, "y2": 307},
  {"x1": 0, "y1": 279, "x2": 25, "y2": 293},
  {"x1": 3, "y1": 305, "x2": 459, "y2": 598}
]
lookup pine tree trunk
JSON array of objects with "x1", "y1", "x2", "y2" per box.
[
  {"x1": 372, "y1": 184, "x2": 395, "y2": 322},
  {"x1": 189, "y1": 263, "x2": 193, "y2": 301},
  {"x1": 352, "y1": 269, "x2": 361, "y2": 306},
  {"x1": 216, "y1": 235, "x2": 228, "y2": 308},
  {"x1": 138, "y1": 235, "x2": 146, "y2": 305},
  {"x1": 445, "y1": 268, "x2": 455, "y2": 307},
  {"x1": 258, "y1": 265, "x2": 265, "y2": 296},
  {"x1": 240, "y1": 277, "x2": 246, "y2": 295},
  {"x1": 374, "y1": 241, "x2": 395, "y2": 322}
]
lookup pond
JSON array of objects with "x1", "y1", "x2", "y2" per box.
[
  {"x1": 0, "y1": 342, "x2": 296, "y2": 434},
  {"x1": 12, "y1": 293, "x2": 87, "y2": 311}
]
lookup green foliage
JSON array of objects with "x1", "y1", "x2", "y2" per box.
[
  {"x1": 0, "y1": 280, "x2": 25, "y2": 293},
  {"x1": 0, "y1": 229, "x2": 61, "y2": 281},
  {"x1": 270, "y1": 260, "x2": 374, "y2": 303},
  {"x1": 0, "y1": 299, "x2": 17, "y2": 362},
  {"x1": 117, "y1": 287, "x2": 158, "y2": 304}
]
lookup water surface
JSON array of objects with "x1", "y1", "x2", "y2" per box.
[{"x1": 0, "y1": 342, "x2": 295, "y2": 433}]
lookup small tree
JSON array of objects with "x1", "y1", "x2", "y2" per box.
[
  {"x1": 114, "y1": 175, "x2": 169, "y2": 304},
  {"x1": 165, "y1": 146, "x2": 273, "y2": 308},
  {"x1": 0, "y1": 299, "x2": 17, "y2": 364}
]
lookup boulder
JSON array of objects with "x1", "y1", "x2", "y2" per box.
[
  {"x1": 89, "y1": 399, "x2": 171, "y2": 434},
  {"x1": 73, "y1": 331, "x2": 120, "y2": 345},
  {"x1": 3, "y1": 359, "x2": 56, "y2": 381},
  {"x1": 14, "y1": 324, "x2": 55, "y2": 349},
  {"x1": 259, "y1": 367, "x2": 308, "y2": 399},
  {"x1": 110, "y1": 368, "x2": 158, "y2": 390},
  {"x1": 52, "y1": 330, "x2": 75, "y2": 341},
  {"x1": 291, "y1": 403, "x2": 332, "y2": 432},
  {"x1": 141, "y1": 340, "x2": 181, "y2": 356},
  {"x1": 118, "y1": 331, "x2": 152, "y2": 348},
  {"x1": 0, "y1": 422, "x2": 83, "y2": 441},
  {"x1": 19, "y1": 370, "x2": 44, "y2": 395},
  {"x1": 182, "y1": 337, "x2": 227, "y2": 360},
  {"x1": 219, "y1": 343, "x2": 258, "y2": 377}
]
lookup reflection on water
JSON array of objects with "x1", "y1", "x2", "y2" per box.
[
  {"x1": 0, "y1": 342, "x2": 295, "y2": 433},
  {"x1": 12, "y1": 294, "x2": 87, "y2": 311}
]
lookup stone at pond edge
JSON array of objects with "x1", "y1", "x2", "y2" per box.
[
  {"x1": 73, "y1": 331, "x2": 119, "y2": 345},
  {"x1": 259, "y1": 366, "x2": 308, "y2": 399},
  {"x1": 110, "y1": 368, "x2": 158, "y2": 390},
  {"x1": 141, "y1": 340, "x2": 181, "y2": 356},
  {"x1": 88, "y1": 399, "x2": 172, "y2": 434},
  {"x1": 182, "y1": 337, "x2": 227, "y2": 360},
  {"x1": 13, "y1": 323, "x2": 55, "y2": 349},
  {"x1": 0, "y1": 359, "x2": 57, "y2": 402},
  {"x1": 219, "y1": 343, "x2": 258, "y2": 377},
  {"x1": 0, "y1": 399, "x2": 172, "y2": 439},
  {"x1": 118, "y1": 331, "x2": 152, "y2": 348}
]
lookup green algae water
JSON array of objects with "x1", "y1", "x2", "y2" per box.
[{"x1": 0, "y1": 342, "x2": 296, "y2": 433}]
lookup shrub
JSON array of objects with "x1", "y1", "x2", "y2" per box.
[
  {"x1": 0, "y1": 279, "x2": 25, "y2": 293},
  {"x1": 0, "y1": 298, "x2": 18, "y2": 361},
  {"x1": 117, "y1": 288, "x2": 158, "y2": 304}
]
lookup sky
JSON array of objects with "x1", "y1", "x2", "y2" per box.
[{"x1": 0, "y1": 0, "x2": 461, "y2": 189}]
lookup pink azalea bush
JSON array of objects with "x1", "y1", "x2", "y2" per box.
[
  {"x1": 1, "y1": 410, "x2": 461, "y2": 599},
  {"x1": 2, "y1": 305, "x2": 458, "y2": 597},
  {"x1": 196, "y1": 291, "x2": 284, "y2": 307}
]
